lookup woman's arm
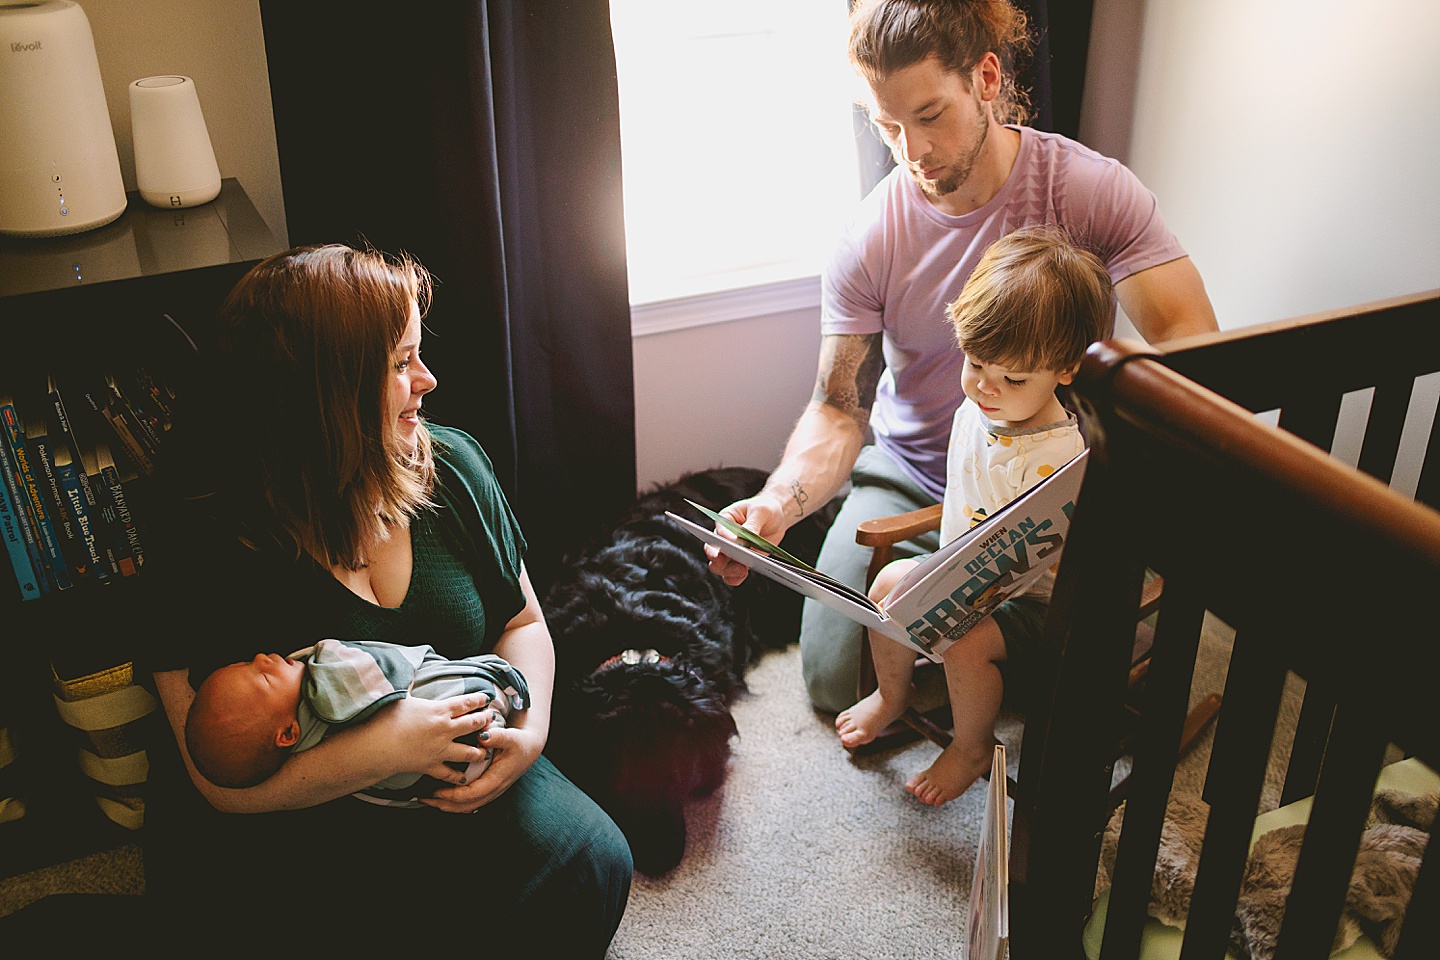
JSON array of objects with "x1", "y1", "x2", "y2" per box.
[
  {"x1": 422, "y1": 563, "x2": 553, "y2": 813},
  {"x1": 154, "y1": 667, "x2": 490, "y2": 814}
]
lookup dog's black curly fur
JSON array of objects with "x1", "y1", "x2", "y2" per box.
[{"x1": 542, "y1": 467, "x2": 838, "y2": 875}]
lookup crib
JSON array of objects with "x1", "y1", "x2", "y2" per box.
[{"x1": 1008, "y1": 289, "x2": 1440, "y2": 960}]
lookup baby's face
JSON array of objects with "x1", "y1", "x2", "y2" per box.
[{"x1": 212, "y1": 653, "x2": 307, "y2": 721}]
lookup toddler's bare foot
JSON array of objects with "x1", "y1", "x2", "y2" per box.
[
  {"x1": 906, "y1": 740, "x2": 994, "y2": 806},
  {"x1": 835, "y1": 689, "x2": 908, "y2": 749}
]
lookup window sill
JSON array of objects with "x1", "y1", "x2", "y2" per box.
[{"x1": 630, "y1": 275, "x2": 821, "y2": 338}]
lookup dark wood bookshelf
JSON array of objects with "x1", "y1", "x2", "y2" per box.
[{"x1": 0, "y1": 179, "x2": 284, "y2": 881}]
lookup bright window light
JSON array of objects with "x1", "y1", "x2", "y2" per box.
[{"x1": 610, "y1": 1, "x2": 864, "y2": 306}]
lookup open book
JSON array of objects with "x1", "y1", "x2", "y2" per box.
[
  {"x1": 967, "y1": 744, "x2": 1009, "y2": 960},
  {"x1": 669, "y1": 449, "x2": 1087, "y2": 663}
]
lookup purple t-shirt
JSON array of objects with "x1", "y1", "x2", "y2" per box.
[{"x1": 821, "y1": 125, "x2": 1187, "y2": 500}]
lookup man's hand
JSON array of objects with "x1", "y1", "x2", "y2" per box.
[{"x1": 705, "y1": 493, "x2": 791, "y2": 586}]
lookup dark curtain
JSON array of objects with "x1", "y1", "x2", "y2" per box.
[
  {"x1": 850, "y1": 0, "x2": 1095, "y2": 196},
  {"x1": 257, "y1": 1, "x2": 635, "y2": 592},
  {"x1": 1017, "y1": 0, "x2": 1094, "y2": 141}
]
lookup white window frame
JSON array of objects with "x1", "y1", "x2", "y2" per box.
[
  {"x1": 628, "y1": 275, "x2": 822, "y2": 338},
  {"x1": 610, "y1": 1, "x2": 864, "y2": 335}
]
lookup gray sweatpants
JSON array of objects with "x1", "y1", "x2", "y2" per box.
[{"x1": 799, "y1": 444, "x2": 942, "y2": 713}]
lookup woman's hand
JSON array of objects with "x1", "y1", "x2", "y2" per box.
[
  {"x1": 422, "y1": 563, "x2": 555, "y2": 814},
  {"x1": 367, "y1": 691, "x2": 493, "y2": 782},
  {"x1": 420, "y1": 721, "x2": 545, "y2": 813}
]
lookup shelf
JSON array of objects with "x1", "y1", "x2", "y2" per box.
[
  {"x1": 0, "y1": 178, "x2": 281, "y2": 300},
  {"x1": 0, "y1": 178, "x2": 282, "y2": 882}
]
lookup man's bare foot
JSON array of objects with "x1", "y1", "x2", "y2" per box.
[
  {"x1": 906, "y1": 741, "x2": 994, "y2": 806},
  {"x1": 835, "y1": 689, "x2": 908, "y2": 749}
]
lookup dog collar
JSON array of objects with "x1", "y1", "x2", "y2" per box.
[{"x1": 598, "y1": 648, "x2": 671, "y2": 670}]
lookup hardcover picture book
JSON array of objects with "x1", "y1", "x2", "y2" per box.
[
  {"x1": 967, "y1": 744, "x2": 1009, "y2": 960},
  {"x1": 669, "y1": 450, "x2": 1087, "y2": 663}
]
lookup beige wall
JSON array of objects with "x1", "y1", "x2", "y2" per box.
[
  {"x1": 80, "y1": 0, "x2": 286, "y2": 242},
  {"x1": 1081, "y1": 0, "x2": 1440, "y2": 493},
  {"x1": 633, "y1": 305, "x2": 821, "y2": 490},
  {"x1": 1084, "y1": 0, "x2": 1440, "y2": 333}
]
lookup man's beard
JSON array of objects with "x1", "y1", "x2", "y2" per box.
[{"x1": 916, "y1": 96, "x2": 989, "y2": 199}]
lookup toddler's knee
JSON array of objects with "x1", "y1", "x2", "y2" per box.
[{"x1": 869, "y1": 558, "x2": 917, "y2": 601}]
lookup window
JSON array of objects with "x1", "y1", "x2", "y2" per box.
[{"x1": 610, "y1": 1, "x2": 865, "y2": 311}]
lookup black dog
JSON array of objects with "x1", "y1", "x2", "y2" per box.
[{"x1": 542, "y1": 467, "x2": 838, "y2": 875}]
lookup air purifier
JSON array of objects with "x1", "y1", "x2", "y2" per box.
[
  {"x1": 129, "y1": 75, "x2": 221, "y2": 209},
  {"x1": 0, "y1": 0, "x2": 128, "y2": 237}
]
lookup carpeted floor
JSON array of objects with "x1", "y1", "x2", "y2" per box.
[
  {"x1": 2, "y1": 613, "x2": 1280, "y2": 959},
  {"x1": 605, "y1": 612, "x2": 1275, "y2": 960}
]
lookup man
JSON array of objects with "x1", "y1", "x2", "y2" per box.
[{"x1": 706, "y1": 0, "x2": 1218, "y2": 713}]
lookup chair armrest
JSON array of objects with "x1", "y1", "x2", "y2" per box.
[{"x1": 856, "y1": 503, "x2": 944, "y2": 547}]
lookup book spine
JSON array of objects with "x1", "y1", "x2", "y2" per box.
[
  {"x1": 97, "y1": 445, "x2": 144, "y2": 573},
  {"x1": 27, "y1": 424, "x2": 90, "y2": 583},
  {"x1": 0, "y1": 402, "x2": 72, "y2": 591},
  {"x1": 105, "y1": 374, "x2": 163, "y2": 458},
  {"x1": 0, "y1": 459, "x2": 41, "y2": 600},
  {"x1": 52, "y1": 380, "x2": 120, "y2": 580},
  {"x1": 53, "y1": 451, "x2": 108, "y2": 586},
  {"x1": 84, "y1": 455, "x2": 129, "y2": 577},
  {"x1": 0, "y1": 416, "x2": 49, "y2": 596},
  {"x1": 82, "y1": 387, "x2": 154, "y2": 477},
  {"x1": 132, "y1": 365, "x2": 174, "y2": 429}
]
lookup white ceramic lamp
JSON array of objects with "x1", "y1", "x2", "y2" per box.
[{"x1": 129, "y1": 75, "x2": 221, "y2": 209}]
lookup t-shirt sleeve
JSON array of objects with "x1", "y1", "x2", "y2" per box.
[
  {"x1": 1071, "y1": 159, "x2": 1187, "y2": 285},
  {"x1": 429, "y1": 425, "x2": 528, "y2": 646},
  {"x1": 820, "y1": 187, "x2": 889, "y2": 337}
]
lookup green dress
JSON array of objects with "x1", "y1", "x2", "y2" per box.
[{"x1": 141, "y1": 425, "x2": 631, "y2": 956}]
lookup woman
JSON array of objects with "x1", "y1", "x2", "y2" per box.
[{"x1": 141, "y1": 244, "x2": 631, "y2": 954}]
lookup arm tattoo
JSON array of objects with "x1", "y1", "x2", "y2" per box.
[
  {"x1": 787, "y1": 479, "x2": 809, "y2": 517},
  {"x1": 812, "y1": 333, "x2": 884, "y2": 430}
]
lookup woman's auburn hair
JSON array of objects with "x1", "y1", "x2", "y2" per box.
[{"x1": 211, "y1": 243, "x2": 437, "y2": 570}]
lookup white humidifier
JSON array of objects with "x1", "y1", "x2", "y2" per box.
[
  {"x1": 129, "y1": 75, "x2": 221, "y2": 208},
  {"x1": 0, "y1": 0, "x2": 128, "y2": 237}
]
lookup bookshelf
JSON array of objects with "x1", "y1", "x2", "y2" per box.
[{"x1": 0, "y1": 179, "x2": 283, "y2": 880}]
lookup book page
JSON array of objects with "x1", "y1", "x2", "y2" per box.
[{"x1": 666, "y1": 511, "x2": 908, "y2": 644}]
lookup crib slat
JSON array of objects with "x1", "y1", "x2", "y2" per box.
[
  {"x1": 1102, "y1": 582, "x2": 1207, "y2": 960},
  {"x1": 1280, "y1": 683, "x2": 1335, "y2": 806},
  {"x1": 1274, "y1": 704, "x2": 1386, "y2": 960},
  {"x1": 1416, "y1": 404, "x2": 1440, "y2": 511},
  {"x1": 1356, "y1": 378, "x2": 1414, "y2": 485},
  {"x1": 1185, "y1": 626, "x2": 1288, "y2": 959}
]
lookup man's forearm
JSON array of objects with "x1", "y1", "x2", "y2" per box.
[{"x1": 761, "y1": 401, "x2": 866, "y2": 525}]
